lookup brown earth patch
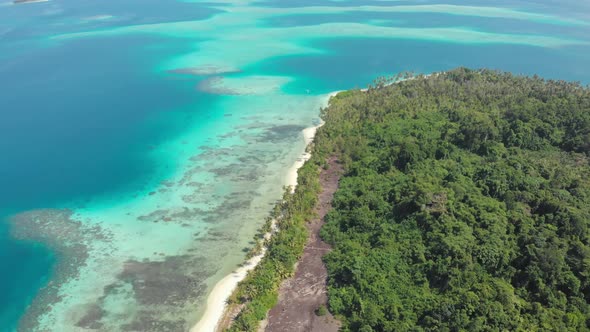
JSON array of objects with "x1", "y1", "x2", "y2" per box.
[{"x1": 264, "y1": 156, "x2": 342, "y2": 332}]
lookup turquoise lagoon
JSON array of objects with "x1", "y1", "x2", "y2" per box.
[{"x1": 0, "y1": 0, "x2": 589, "y2": 330}]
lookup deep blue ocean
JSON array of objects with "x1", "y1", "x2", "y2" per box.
[
  {"x1": 1, "y1": 0, "x2": 589, "y2": 330},
  {"x1": 0, "y1": 1, "x2": 220, "y2": 328}
]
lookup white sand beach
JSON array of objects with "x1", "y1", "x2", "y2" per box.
[{"x1": 190, "y1": 92, "x2": 337, "y2": 332}]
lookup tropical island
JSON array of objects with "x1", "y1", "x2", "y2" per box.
[{"x1": 219, "y1": 68, "x2": 590, "y2": 331}]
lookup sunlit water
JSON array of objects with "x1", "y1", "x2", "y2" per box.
[{"x1": 1, "y1": 0, "x2": 589, "y2": 330}]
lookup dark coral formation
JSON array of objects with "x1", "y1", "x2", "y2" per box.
[
  {"x1": 73, "y1": 255, "x2": 213, "y2": 332},
  {"x1": 259, "y1": 125, "x2": 306, "y2": 143},
  {"x1": 11, "y1": 209, "x2": 112, "y2": 332}
]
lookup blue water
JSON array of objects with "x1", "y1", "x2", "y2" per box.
[
  {"x1": 259, "y1": 41, "x2": 590, "y2": 93},
  {"x1": 2, "y1": 37, "x2": 192, "y2": 209},
  {"x1": 0, "y1": 2, "x2": 219, "y2": 329},
  {"x1": 263, "y1": 12, "x2": 589, "y2": 39},
  {"x1": 0, "y1": 217, "x2": 54, "y2": 332},
  {"x1": 1, "y1": 0, "x2": 589, "y2": 330}
]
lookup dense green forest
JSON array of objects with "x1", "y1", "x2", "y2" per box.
[{"x1": 314, "y1": 69, "x2": 590, "y2": 331}]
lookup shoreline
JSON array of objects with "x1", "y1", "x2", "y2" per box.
[
  {"x1": 191, "y1": 78, "x2": 424, "y2": 332},
  {"x1": 190, "y1": 92, "x2": 337, "y2": 332}
]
